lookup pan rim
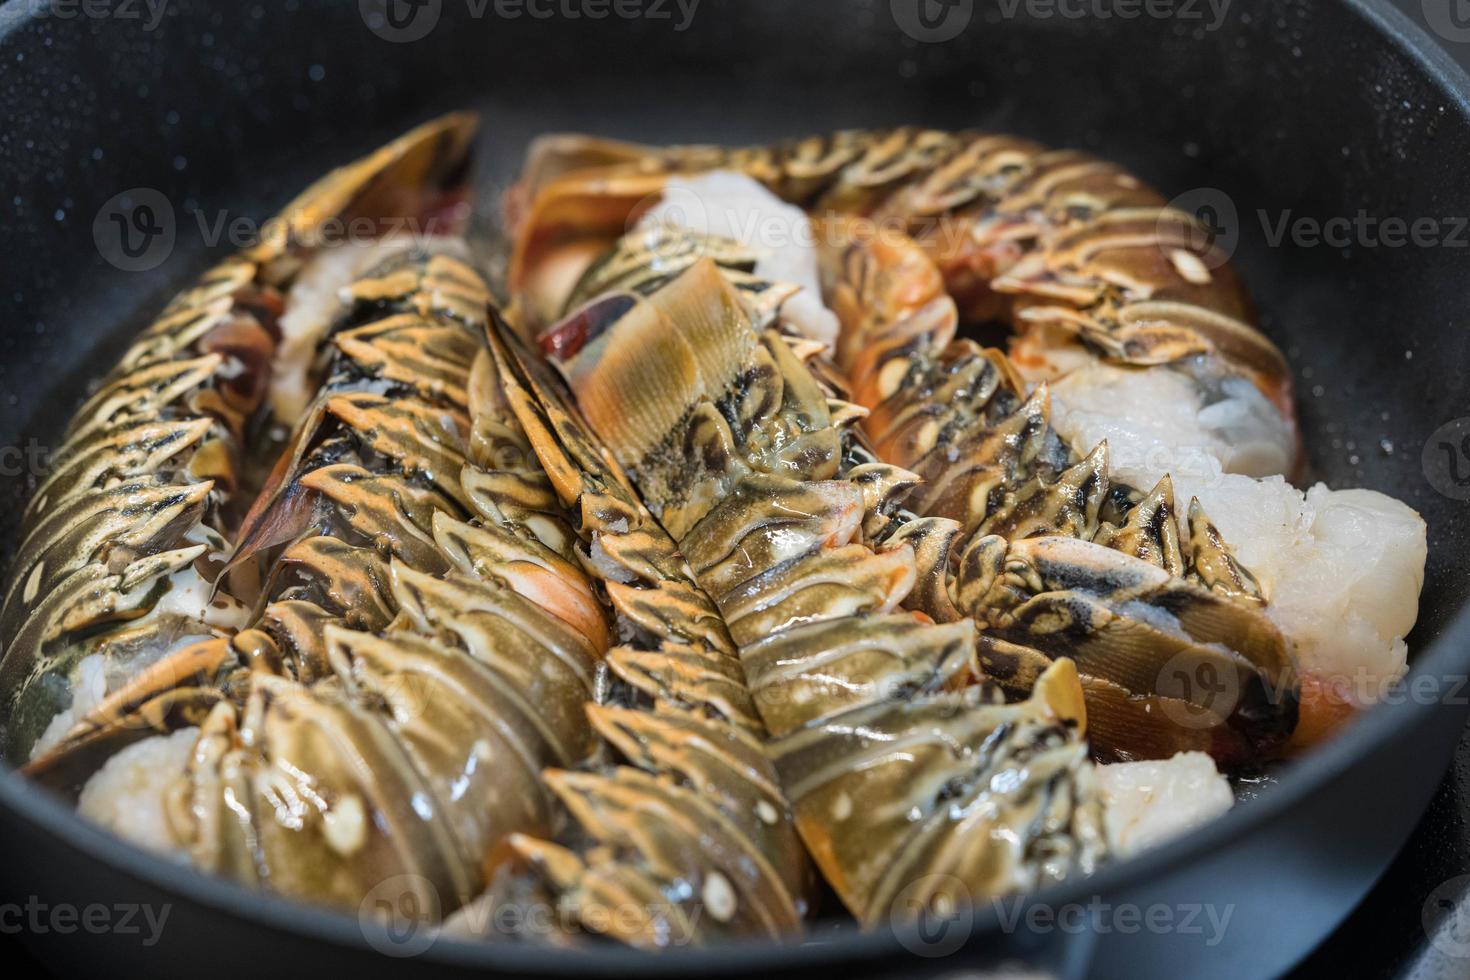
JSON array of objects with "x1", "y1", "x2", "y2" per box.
[{"x1": 1, "y1": 0, "x2": 1467, "y2": 971}]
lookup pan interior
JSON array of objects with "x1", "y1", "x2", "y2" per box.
[{"x1": 0, "y1": 0, "x2": 1465, "y2": 964}]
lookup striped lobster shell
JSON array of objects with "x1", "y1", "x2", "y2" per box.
[
  {"x1": 443, "y1": 318, "x2": 810, "y2": 947},
  {"x1": 509, "y1": 126, "x2": 1294, "y2": 423},
  {"x1": 0, "y1": 114, "x2": 477, "y2": 762},
  {"x1": 536, "y1": 260, "x2": 1108, "y2": 929},
  {"x1": 9, "y1": 117, "x2": 814, "y2": 945},
  {"x1": 508, "y1": 128, "x2": 1302, "y2": 766},
  {"x1": 24, "y1": 236, "x2": 612, "y2": 917}
]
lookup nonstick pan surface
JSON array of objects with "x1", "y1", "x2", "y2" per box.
[{"x1": 1, "y1": 1, "x2": 1469, "y2": 977}]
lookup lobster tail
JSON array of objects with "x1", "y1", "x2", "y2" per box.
[
  {"x1": 542, "y1": 259, "x2": 1107, "y2": 927},
  {"x1": 450, "y1": 314, "x2": 809, "y2": 948}
]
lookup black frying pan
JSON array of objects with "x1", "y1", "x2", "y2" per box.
[{"x1": 1, "y1": 1, "x2": 1468, "y2": 976}]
